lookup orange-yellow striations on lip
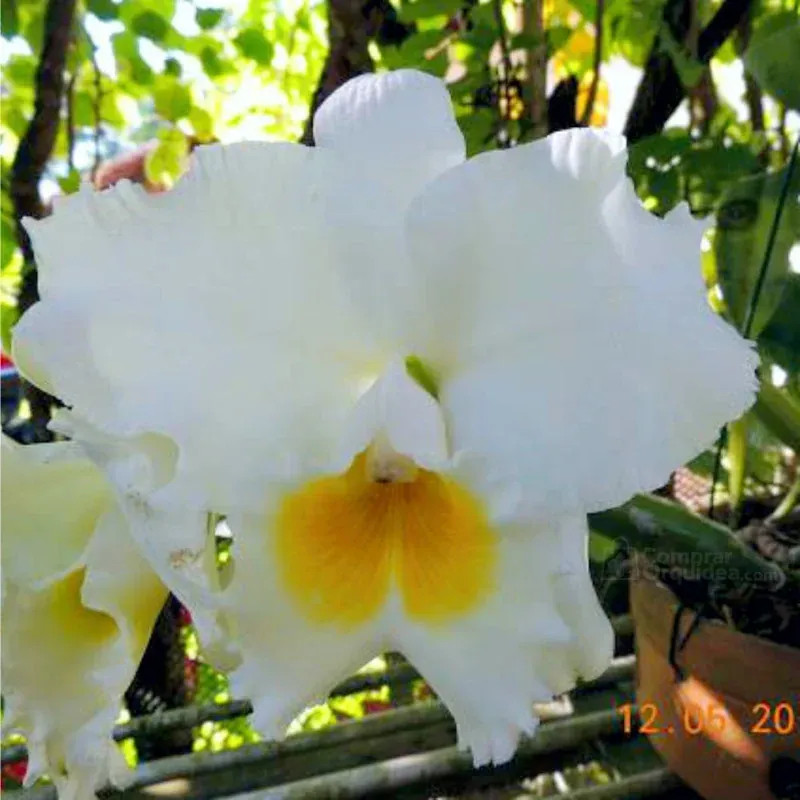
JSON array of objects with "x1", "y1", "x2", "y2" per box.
[{"x1": 275, "y1": 452, "x2": 496, "y2": 628}]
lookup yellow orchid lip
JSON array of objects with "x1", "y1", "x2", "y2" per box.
[
  {"x1": 274, "y1": 450, "x2": 497, "y2": 628},
  {"x1": 47, "y1": 568, "x2": 118, "y2": 645}
]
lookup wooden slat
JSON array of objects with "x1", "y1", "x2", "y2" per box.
[{"x1": 1, "y1": 656, "x2": 636, "y2": 768}]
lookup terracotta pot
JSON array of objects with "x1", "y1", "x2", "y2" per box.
[{"x1": 630, "y1": 559, "x2": 800, "y2": 800}]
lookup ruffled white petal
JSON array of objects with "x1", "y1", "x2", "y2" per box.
[
  {"x1": 1, "y1": 437, "x2": 167, "y2": 798},
  {"x1": 1, "y1": 436, "x2": 110, "y2": 586},
  {"x1": 390, "y1": 511, "x2": 611, "y2": 767},
  {"x1": 15, "y1": 145, "x2": 372, "y2": 508},
  {"x1": 405, "y1": 127, "x2": 758, "y2": 514},
  {"x1": 314, "y1": 69, "x2": 465, "y2": 203},
  {"x1": 223, "y1": 509, "x2": 383, "y2": 736},
  {"x1": 49, "y1": 409, "x2": 236, "y2": 669}
]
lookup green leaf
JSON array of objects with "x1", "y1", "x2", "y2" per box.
[
  {"x1": 745, "y1": 12, "x2": 800, "y2": 111},
  {"x1": 72, "y1": 90, "x2": 94, "y2": 126},
  {"x1": 589, "y1": 494, "x2": 785, "y2": 588},
  {"x1": 547, "y1": 25, "x2": 573, "y2": 52},
  {"x1": 233, "y1": 28, "x2": 273, "y2": 65},
  {"x1": 1, "y1": 239, "x2": 21, "y2": 354},
  {"x1": 189, "y1": 106, "x2": 214, "y2": 140},
  {"x1": 606, "y1": 0, "x2": 660, "y2": 67},
  {"x1": 144, "y1": 128, "x2": 189, "y2": 186},
  {"x1": 4, "y1": 56, "x2": 35, "y2": 86},
  {"x1": 132, "y1": 10, "x2": 170, "y2": 42},
  {"x1": 1, "y1": 225, "x2": 18, "y2": 274},
  {"x1": 57, "y1": 170, "x2": 81, "y2": 195},
  {"x1": 687, "y1": 449, "x2": 729, "y2": 483},
  {"x1": 112, "y1": 29, "x2": 138, "y2": 59},
  {"x1": 382, "y1": 29, "x2": 448, "y2": 70},
  {"x1": 457, "y1": 109, "x2": 495, "y2": 157},
  {"x1": 199, "y1": 45, "x2": 225, "y2": 76},
  {"x1": 588, "y1": 531, "x2": 617, "y2": 563},
  {"x1": 153, "y1": 80, "x2": 192, "y2": 120},
  {"x1": 165, "y1": 57, "x2": 182, "y2": 77},
  {"x1": 2, "y1": 104, "x2": 28, "y2": 137},
  {"x1": 1, "y1": 300, "x2": 19, "y2": 356},
  {"x1": 462, "y1": 24, "x2": 498, "y2": 52},
  {"x1": 660, "y1": 23, "x2": 704, "y2": 89},
  {"x1": 401, "y1": 0, "x2": 461, "y2": 22},
  {"x1": 196, "y1": 7, "x2": 224, "y2": 29},
  {"x1": 759, "y1": 276, "x2": 800, "y2": 374},
  {"x1": 130, "y1": 55, "x2": 155, "y2": 85},
  {"x1": 753, "y1": 381, "x2": 800, "y2": 454},
  {"x1": 1, "y1": 0, "x2": 19, "y2": 36},
  {"x1": 88, "y1": 0, "x2": 119, "y2": 21},
  {"x1": 23, "y1": 11, "x2": 43, "y2": 53},
  {"x1": 714, "y1": 163, "x2": 800, "y2": 336}
]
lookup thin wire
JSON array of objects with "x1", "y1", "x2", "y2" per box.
[
  {"x1": 708, "y1": 135, "x2": 799, "y2": 521},
  {"x1": 742, "y1": 136, "x2": 800, "y2": 339},
  {"x1": 667, "y1": 603, "x2": 689, "y2": 680},
  {"x1": 707, "y1": 425, "x2": 728, "y2": 520}
]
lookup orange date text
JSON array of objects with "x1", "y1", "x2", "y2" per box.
[{"x1": 617, "y1": 702, "x2": 798, "y2": 736}]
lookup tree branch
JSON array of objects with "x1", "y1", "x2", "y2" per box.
[
  {"x1": 11, "y1": 0, "x2": 75, "y2": 266},
  {"x1": 9, "y1": 0, "x2": 76, "y2": 438},
  {"x1": 580, "y1": 0, "x2": 605, "y2": 126},
  {"x1": 523, "y1": 0, "x2": 548, "y2": 139},
  {"x1": 88, "y1": 32, "x2": 104, "y2": 180},
  {"x1": 623, "y1": 0, "x2": 753, "y2": 143},
  {"x1": 492, "y1": 0, "x2": 513, "y2": 144},
  {"x1": 735, "y1": 10, "x2": 764, "y2": 135}
]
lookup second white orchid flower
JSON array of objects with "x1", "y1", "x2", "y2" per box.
[
  {"x1": 1, "y1": 435, "x2": 167, "y2": 798},
  {"x1": 13, "y1": 70, "x2": 757, "y2": 766}
]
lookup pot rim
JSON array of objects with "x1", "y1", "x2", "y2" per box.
[{"x1": 631, "y1": 552, "x2": 800, "y2": 660}]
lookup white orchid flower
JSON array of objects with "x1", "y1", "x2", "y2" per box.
[
  {"x1": 1, "y1": 435, "x2": 167, "y2": 798},
  {"x1": 12, "y1": 70, "x2": 757, "y2": 766}
]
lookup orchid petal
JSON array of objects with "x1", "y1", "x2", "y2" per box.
[
  {"x1": 394, "y1": 513, "x2": 611, "y2": 767},
  {"x1": 1, "y1": 436, "x2": 167, "y2": 798},
  {"x1": 405, "y1": 127, "x2": 757, "y2": 514},
  {"x1": 314, "y1": 69, "x2": 465, "y2": 203}
]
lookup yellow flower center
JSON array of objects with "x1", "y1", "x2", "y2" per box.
[{"x1": 275, "y1": 450, "x2": 496, "y2": 628}]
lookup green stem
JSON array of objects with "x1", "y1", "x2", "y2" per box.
[
  {"x1": 769, "y1": 473, "x2": 800, "y2": 521},
  {"x1": 726, "y1": 416, "x2": 748, "y2": 522},
  {"x1": 753, "y1": 380, "x2": 800, "y2": 453}
]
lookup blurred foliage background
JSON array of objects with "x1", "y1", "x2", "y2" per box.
[{"x1": 2, "y1": 0, "x2": 800, "y2": 787}]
